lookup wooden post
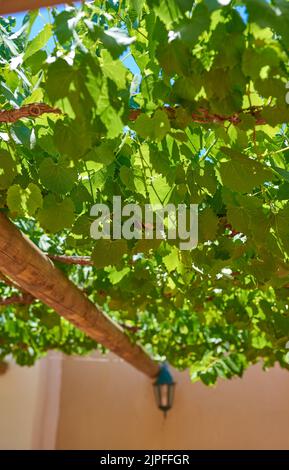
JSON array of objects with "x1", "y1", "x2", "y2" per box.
[
  {"x1": 0, "y1": 0, "x2": 72, "y2": 15},
  {"x1": 0, "y1": 214, "x2": 159, "y2": 378}
]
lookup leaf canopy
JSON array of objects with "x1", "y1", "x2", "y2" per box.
[{"x1": 1, "y1": 0, "x2": 289, "y2": 384}]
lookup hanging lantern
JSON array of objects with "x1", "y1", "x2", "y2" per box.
[{"x1": 154, "y1": 363, "x2": 175, "y2": 417}]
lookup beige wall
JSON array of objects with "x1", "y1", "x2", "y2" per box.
[
  {"x1": 0, "y1": 353, "x2": 61, "y2": 450},
  {"x1": 1, "y1": 352, "x2": 289, "y2": 449},
  {"x1": 0, "y1": 359, "x2": 44, "y2": 450},
  {"x1": 56, "y1": 353, "x2": 289, "y2": 450}
]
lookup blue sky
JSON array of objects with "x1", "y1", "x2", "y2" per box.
[
  {"x1": 7, "y1": 3, "x2": 140, "y2": 75},
  {"x1": 12, "y1": 6, "x2": 63, "y2": 36},
  {"x1": 6, "y1": 2, "x2": 248, "y2": 78}
]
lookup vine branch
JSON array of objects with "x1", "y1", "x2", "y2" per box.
[
  {"x1": 0, "y1": 103, "x2": 61, "y2": 123},
  {"x1": 0, "y1": 103, "x2": 267, "y2": 126},
  {"x1": 47, "y1": 254, "x2": 94, "y2": 266},
  {"x1": 0, "y1": 293, "x2": 34, "y2": 306},
  {"x1": 128, "y1": 105, "x2": 267, "y2": 126}
]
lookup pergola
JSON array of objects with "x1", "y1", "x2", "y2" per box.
[
  {"x1": 0, "y1": 1, "x2": 69, "y2": 15},
  {"x1": 0, "y1": 0, "x2": 159, "y2": 379}
]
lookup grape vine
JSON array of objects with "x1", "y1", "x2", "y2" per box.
[{"x1": 1, "y1": 0, "x2": 289, "y2": 385}]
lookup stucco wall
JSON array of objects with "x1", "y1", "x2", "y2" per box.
[
  {"x1": 0, "y1": 353, "x2": 61, "y2": 450},
  {"x1": 0, "y1": 360, "x2": 44, "y2": 450},
  {"x1": 1, "y1": 352, "x2": 289, "y2": 449},
  {"x1": 56, "y1": 353, "x2": 289, "y2": 450}
]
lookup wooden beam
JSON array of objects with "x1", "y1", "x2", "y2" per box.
[
  {"x1": 0, "y1": 1, "x2": 73, "y2": 15},
  {"x1": 0, "y1": 213, "x2": 159, "y2": 378}
]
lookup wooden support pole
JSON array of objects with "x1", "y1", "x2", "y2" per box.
[
  {"x1": 0, "y1": 213, "x2": 159, "y2": 378},
  {"x1": 0, "y1": 1, "x2": 72, "y2": 15}
]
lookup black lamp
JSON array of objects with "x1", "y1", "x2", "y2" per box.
[{"x1": 154, "y1": 363, "x2": 175, "y2": 417}]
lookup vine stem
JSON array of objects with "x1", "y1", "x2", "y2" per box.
[
  {"x1": 199, "y1": 138, "x2": 218, "y2": 163},
  {"x1": 269, "y1": 145, "x2": 289, "y2": 156},
  {"x1": 84, "y1": 161, "x2": 94, "y2": 201},
  {"x1": 138, "y1": 141, "x2": 150, "y2": 200},
  {"x1": 5, "y1": 123, "x2": 17, "y2": 161},
  {"x1": 47, "y1": 7, "x2": 58, "y2": 49}
]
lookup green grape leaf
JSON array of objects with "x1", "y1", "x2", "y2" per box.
[
  {"x1": 7, "y1": 183, "x2": 43, "y2": 217},
  {"x1": 92, "y1": 239, "x2": 128, "y2": 269},
  {"x1": 0, "y1": 150, "x2": 17, "y2": 190},
  {"x1": 39, "y1": 157, "x2": 78, "y2": 194},
  {"x1": 23, "y1": 24, "x2": 52, "y2": 61},
  {"x1": 46, "y1": 58, "x2": 76, "y2": 103},
  {"x1": 85, "y1": 141, "x2": 115, "y2": 165},
  {"x1": 199, "y1": 207, "x2": 219, "y2": 242},
  {"x1": 38, "y1": 195, "x2": 75, "y2": 233},
  {"x1": 219, "y1": 148, "x2": 272, "y2": 192},
  {"x1": 134, "y1": 109, "x2": 171, "y2": 141}
]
